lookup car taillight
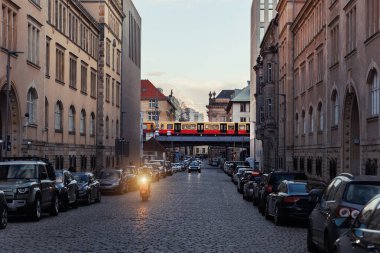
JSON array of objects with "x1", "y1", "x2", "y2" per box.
[
  {"x1": 337, "y1": 206, "x2": 360, "y2": 219},
  {"x1": 267, "y1": 185, "x2": 273, "y2": 193},
  {"x1": 283, "y1": 196, "x2": 301, "y2": 204}
]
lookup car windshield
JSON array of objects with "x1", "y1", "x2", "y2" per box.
[
  {"x1": 344, "y1": 183, "x2": 380, "y2": 205},
  {"x1": 55, "y1": 172, "x2": 63, "y2": 183},
  {"x1": 190, "y1": 162, "x2": 198, "y2": 166},
  {"x1": 288, "y1": 184, "x2": 308, "y2": 194},
  {"x1": 99, "y1": 171, "x2": 120, "y2": 179},
  {"x1": 0, "y1": 164, "x2": 38, "y2": 179},
  {"x1": 271, "y1": 174, "x2": 307, "y2": 186},
  {"x1": 238, "y1": 168, "x2": 249, "y2": 174},
  {"x1": 74, "y1": 174, "x2": 89, "y2": 184}
]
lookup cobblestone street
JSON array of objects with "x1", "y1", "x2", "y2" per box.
[{"x1": 1, "y1": 165, "x2": 307, "y2": 253}]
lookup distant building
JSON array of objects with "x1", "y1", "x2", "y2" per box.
[
  {"x1": 226, "y1": 84, "x2": 250, "y2": 122},
  {"x1": 180, "y1": 108, "x2": 204, "y2": 122},
  {"x1": 141, "y1": 80, "x2": 176, "y2": 123},
  {"x1": 206, "y1": 90, "x2": 239, "y2": 122}
]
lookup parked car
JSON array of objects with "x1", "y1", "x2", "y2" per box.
[
  {"x1": 0, "y1": 190, "x2": 7, "y2": 229},
  {"x1": 243, "y1": 173, "x2": 262, "y2": 201},
  {"x1": 122, "y1": 166, "x2": 138, "y2": 191},
  {"x1": 55, "y1": 170, "x2": 79, "y2": 211},
  {"x1": 0, "y1": 158, "x2": 59, "y2": 221},
  {"x1": 257, "y1": 171, "x2": 307, "y2": 215},
  {"x1": 144, "y1": 164, "x2": 160, "y2": 181},
  {"x1": 236, "y1": 170, "x2": 256, "y2": 193},
  {"x1": 253, "y1": 174, "x2": 268, "y2": 206},
  {"x1": 73, "y1": 172, "x2": 101, "y2": 205},
  {"x1": 188, "y1": 161, "x2": 201, "y2": 173},
  {"x1": 232, "y1": 166, "x2": 251, "y2": 184},
  {"x1": 334, "y1": 194, "x2": 380, "y2": 253},
  {"x1": 265, "y1": 180, "x2": 320, "y2": 225},
  {"x1": 99, "y1": 169, "x2": 129, "y2": 194},
  {"x1": 307, "y1": 173, "x2": 380, "y2": 253}
]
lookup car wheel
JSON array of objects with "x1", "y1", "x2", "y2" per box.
[
  {"x1": 50, "y1": 194, "x2": 59, "y2": 216},
  {"x1": 307, "y1": 227, "x2": 318, "y2": 253},
  {"x1": 324, "y1": 232, "x2": 333, "y2": 253},
  {"x1": 95, "y1": 190, "x2": 101, "y2": 203},
  {"x1": 0, "y1": 207, "x2": 7, "y2": 229},
  {"x1": 86, "y1": 192, "x2": 92, "y2": 205},
  {"x1": 71, "y1": 192, "x2": 79, "y2": 209},
  {"x1": 29, "y1": 196, "x2": 41, "y2": 221},
  {"x1": 274, "y1": 206, "x2": 282, "y2": 226}
]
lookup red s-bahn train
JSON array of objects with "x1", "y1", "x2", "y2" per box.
[{"x1": 143, "y1": 121, "x2": 250, "y2": 136}]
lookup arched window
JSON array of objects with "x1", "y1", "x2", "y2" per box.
[
  {"x1": 90, "y1": 113, "x2": 95, "y2": 136},
  {"x1": 318, "y1": 102, "x2": 323, "y2": 131},
  {"x1": 370, "y1": 70, "x2": 379, "y2": 116},
  {"x1": 332, "y1": 90, "x2": 339, "y2": 126},
  {"x1": 295, "y1": 113, "x2": 299, "y2": 136},
  {"x1": 55, "y1": 101, "x2": 63, "y2": 131},
  {"x1": 106, "y1": 116, "x2": 109, "y2": 139},
  {"x1": 69, "y1": 106, "x2": 76, "y2": 132},
  {"x1": 302, "y1": 110, "x2": 306, "y2": 135},
  {"x1": 309, "y1": 106, "x2": 314, "y2": 133},
  {"x1": 27, "y1": 88, "x2": 38, "y2": 124},
  {"x1": 80, "y1": 109, "x2": 86, "y2": 134}
]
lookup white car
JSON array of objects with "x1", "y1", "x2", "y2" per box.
[{"x1": 188, "y1": 161, "x2": 201, "y2": 173}]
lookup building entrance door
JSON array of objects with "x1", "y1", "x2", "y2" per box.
[{"x1": 343, "y1": 89, "x2": 360, "y2": 175}]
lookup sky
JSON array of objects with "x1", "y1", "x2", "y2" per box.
[{"x1": 133, "y1": 0, "x2": 251, "y2": 118}]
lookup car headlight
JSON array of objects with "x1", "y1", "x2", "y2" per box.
[
  {"x1": 112, "y1": 182, "x2": 120, "y2": 186},
  {"x1": 17, "y1": 188, "x2": 30, "y2": 194}
]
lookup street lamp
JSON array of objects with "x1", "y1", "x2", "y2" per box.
[{"x1": 1, "y1": 48, "x2": 23, "y2": 157}]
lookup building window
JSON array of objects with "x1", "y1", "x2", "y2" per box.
[
  {"x1": 309, "y1": 107, "x2": 314, "y2": 133},
  {"x1": 307, "y1": 157, "x2": 313, "y2": 174},
  {"x1": 332, "y1": 90, "x2": 339, "y2": 126},
  {"x1": 346, "y1": 6, "x2": 357, "y2": 53},
  {"x1": 55, "y1": 101, "x2": 63, "y2": 131},
  {"x1": 148, "y1": 112, "x2": 159, "y2": 121},
  {"x1": 69, "y1": 56, "x2": 77, "y2": 89},
  {"x1": 56, "y1": 46, "x2": 65, "y2": 83},
  {"x1": 106, "y1": 116, "x2": 109, "y2": 139},
  {"x1": 240, "y1": 117, "x2": 246, "y2": 122},
  {"x1": 300, "y1": 157, "x2": 305, "y2": 172},
  {"x1": 116, "y1": 50, "x2": 121, "y2": 74},
  {"x1": 308, "y1": 57, "x2": 314, "y2": 88},
  {"x1": 27, "y1": 22, "x2": 40, "y2": 65},
  {"x1": 46, "y1": 38, "x2": 50, "y2": 76},
  {"x1": 295, "y1": 113, "x2": 299, "y2": 136},
  {"x1": 316, "y1": 157, "x2": 322, "y2": 177},
  {"x1": 45, "y1": 97, "x2": 49, "y2": 129},
  {"x1": 267, "y1": 99, "x2": 273, "y2": 118},
  {"x1": 318, "y1": 102, "x2": 324, "y2": 131},
  {"x1": 106, "y1": 39, "x2": 110, "y2": 66},
  {"x1": 330, "y1": 24, "x2": 339, "y2": 65},
  {"x1": 268, "y1": 0, "x2": 274, "y2": 19},
  {"x1": 106, "y1": 75, "x2": 110, "y2": 102},
  {"x1": 293, "y1": 157, "x2": 298, "y2": 171},
  {"x1": 149, "y1": 99, "x2": 158, "y2": 108},
  {"x1": 90, "y1": 112, "x2": 95, "y2": 136},
  {"x1": 1, "y1": 4, "x2": 17, "y2": 50},
  {"x1": 302, "y1": 110, "x2": 306, "y2": 135},
  {"x1": 259, "y1": 27, "x2": 265, "y2": 42},
  {"x1": 301, "y1": 63, "x2": 306, "y2": 93},
  {"x1": 27, "y1": 88, "x2": 38, "y2": 124},
  {"x1": 112, "y1": 45, "x2": 115, "y2": 70},
  {"x1": 316, "y1": 49, "x2": 324, "y2": 82},
  {"x1": 68, "y1": 106, "x2": 75, "y2": 133},
  {"x1": 240, "y1": 104, "x2": 247, "y2": 112},
  {"x1": 80, "y1": 110, "x2": 86, "y2": 135},
  {"x1": 90, "y1": 69, "x2": 96, "y2": 98},
  {"x1": 267, "y1": 63, "x2": 273, "y2": 83},
  {"x1": 367, "y1": 0, "x2": 379, "y2": 38},
  {"x1": 116, "y1": 82, "x2": 120, "y2": 107},
  {"x1": 370, "y1": 70, "x2": 379, "y2": 116},
  {"x1": 111, "y1": 79, "x2": 115, "y2": 105},
  {"x1": 81, "y1": 62, "x2": 87, "y2": 94},
  {"x1": 260, "y1": 9, "x2": 265, "y2": 23}
]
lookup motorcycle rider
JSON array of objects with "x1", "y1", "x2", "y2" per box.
[{"x1": 138, "y1": 166, "x2": 151, "y2": 197}]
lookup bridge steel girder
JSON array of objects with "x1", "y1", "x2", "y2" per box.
[{"x1": 154, "y1": 136, "x2": 250, "y2": 148}]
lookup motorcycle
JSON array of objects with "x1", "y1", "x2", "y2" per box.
[{"x1": 139, "y1": 176, "x2": 150, "y2": 201}]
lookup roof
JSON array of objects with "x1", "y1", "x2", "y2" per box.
[
  {"x1": 143, "y1": 137, "x2": 166, "y2": 152},
  {"x1": 141, "y1": 80, "x2": 167, "y2": 101},
  {"x1": 231, "y1": 86, "x2": 250, "y2": 102},
  {"x1": 216, "y1": 90, "x2": 235, "y2": 99}
]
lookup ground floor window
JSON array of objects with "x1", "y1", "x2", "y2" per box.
[
  {"x1": 365, "y1": 159, "x2": 378, "y2": 175},
  {"x1": 329, "y1": 158, "x2": 337, "y2": 180}
]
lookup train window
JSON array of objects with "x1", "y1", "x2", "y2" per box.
[
  {"x1": 211, "y1": 124, "x2": 219, "y2": 130},
  {"x1": 190, "y1": 124, "x2": 196, "y2": 130},
  {"x1": 182, "y1": 124, "x2": 187, "y2": 130},
  {"x1": 228, "y1": 125, "x2": 234, "y2": 130},
  {"x1": 167, "y1": 124, "x2": 173, "y2": 130},
  {"x1": 205, "y1": 124, "x2": 210, "y2": 130},
  {"x1": 239, "y1": 125, "x2": 245, "y2": 130}
]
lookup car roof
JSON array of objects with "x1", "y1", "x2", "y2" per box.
[
  {"x1": 282, "y1": 180, "x2": 307, "y2": 185},
  {"x1": 0, "y1": 161, "x2": 46, "y2": 165},
  {"x1": 337, "y1": 174, "x2": 380, "y2": 182}
]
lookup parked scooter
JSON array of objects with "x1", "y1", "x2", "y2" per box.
[{"x1": 139, "y1": 176, "x2": 150, "y2": 201}]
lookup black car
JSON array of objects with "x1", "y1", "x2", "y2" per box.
[
  {"x1": 307, "y1": 173, "x2": 380, "y2": 253},
  {"x1": 55, "y1": 170, "x2": 79, "y2": 211},
  {"x1": 334, "y1": 194, "x2": 380, "y2": 252},
  {"x1": 73, "y1": 172, "x2": 101, "y2": 205},
  {"x1": 253, "y1": 174, "x2": 268, "y2": 206},
  {"x1": 99, "y1": 169, "x2": 129, "y2": 194},
  {"x1": 265, "y1": 180, "x2": 317, "y2": 225},
  {"x1": 257, "y1": 171, "x2": 307, "y2": 215},
  {"x1": 0, "y1": 190, "x2": 7, "y2": 229}
]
